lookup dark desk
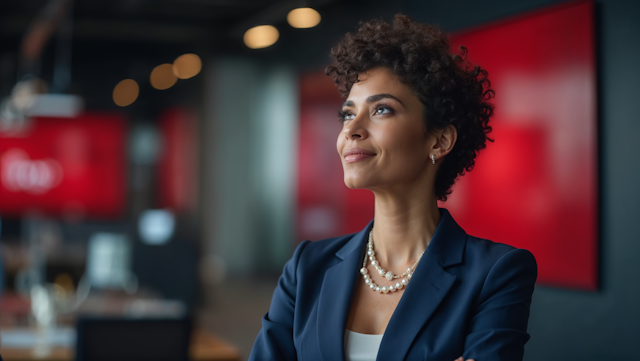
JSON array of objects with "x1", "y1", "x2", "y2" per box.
[{"x1": 0, "y1": 329, "x2": 241, "y2": 361}]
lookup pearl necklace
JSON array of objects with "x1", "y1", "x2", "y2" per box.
[{"x1": 359, "y1": 230, "x2": 425, "y2": 294}]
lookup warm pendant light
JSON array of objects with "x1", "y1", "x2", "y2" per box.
[
  {"x1": 150, "y1": 63, "x2": 178, "y2": 90},
  {"x1": 173, "y1": 53, "x2": 202, "y2": 79},
  {"x1": 287, "y1": 7, "x2": 321, "y2": 28},
  {"x1": 243, "y1": 25, "x2": 279, "y2": 49},
  {"x1": 113, "y1": 79, "x2": 139, "y2": 107}
]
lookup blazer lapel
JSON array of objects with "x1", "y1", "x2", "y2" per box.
[
  {"x1": 317, "y1": 221, "x2": 372, "y2": 361},
  {"x1": 377, "y1": 209, "x2": 466, "y2": 360}
]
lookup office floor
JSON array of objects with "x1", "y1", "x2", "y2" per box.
[{"x1": 198, "y1": 276, "x2": 279, "y2": 361}]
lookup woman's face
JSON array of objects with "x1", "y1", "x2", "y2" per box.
[{"x1": 337, "y1": 67, "x2": 433, "y2": 191}]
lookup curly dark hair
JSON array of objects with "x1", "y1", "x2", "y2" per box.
[{"x1": 326, "y1": 14, "x2": 494, "y2": 201}]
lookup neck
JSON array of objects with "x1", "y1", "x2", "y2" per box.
[{"x1": 370, "y1": 187, "x2": 441, "y2": 273}]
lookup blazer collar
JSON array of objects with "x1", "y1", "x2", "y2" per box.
[
  {"x1": 426, "y1": 208, "x2": 467, "y2": 267},
  {"x1": 317, "y1": 220, "x2": 371, "y2": 361},
  {"x1": 317, "y1": 208, "x2": 467, "y2": 361},
  {"x1": 335, "y1": 220, "x2": 374, "y2": 260}
]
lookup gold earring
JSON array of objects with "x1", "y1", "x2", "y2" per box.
[{"x1": 431, "y1": 154, "x2": 436, "y2": 165}]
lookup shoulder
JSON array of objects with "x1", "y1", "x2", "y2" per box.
[
  {"x1": 464, "y1": 235, "x2": 537, "y2": 270},
  {"x1": 460, "y1": 235, "x2": 537, "y2": 297},
  {"x1": 294, "y1": 232, "x2": 359, "y2": 268},
  {"x1": 278, "y1": 232, "x2": 362, "y2": 305}
]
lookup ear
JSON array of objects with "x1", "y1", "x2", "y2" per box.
[{"x1": 432, "y1": 124, "x2": 457, "y2": 160}]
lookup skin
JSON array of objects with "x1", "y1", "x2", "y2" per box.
[{"x1": 337, "y1": 67, "x2": 473, "y2": 361}]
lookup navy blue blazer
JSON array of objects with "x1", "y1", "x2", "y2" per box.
[{"x1": 249, "y1": 209, "x2": 537, "y2": 361}]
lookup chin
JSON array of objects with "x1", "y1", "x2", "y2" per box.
[
  {"x1": 343, "y1": 174, "x2": 375, "y2": 189},
  {"x1": 344, "y1": 181, "x2": 360, "y2": 189}
]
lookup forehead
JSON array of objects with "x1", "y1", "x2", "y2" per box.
[{"x1": 347, "y1": 67, "x2": 416, "y2": 103}]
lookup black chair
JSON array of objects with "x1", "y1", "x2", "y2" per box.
[{"x1": 75, "y1": 317, "x2": 192, "y2": 361}]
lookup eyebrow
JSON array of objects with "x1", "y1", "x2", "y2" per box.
[{"x1": 342, "y1": 93, "x2": 404, "y2": 108}]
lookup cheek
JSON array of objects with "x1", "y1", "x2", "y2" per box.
[
  {"x1": 379, "y1": 132, "x2": 430, "y2": 181},
  {"x1": 379, "y1": 126, "x2": 426, "y2": 160}
]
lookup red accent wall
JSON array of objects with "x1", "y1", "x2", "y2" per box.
[
  {"x1": 0, "y1": 113, "x2": 126, "y2": 219},
  {"x1": 157, "y1": 107, "x2": 198, "y2": 213},
  {"x1": 445, "y1": 0, "x2": 598, "y2": 290}
]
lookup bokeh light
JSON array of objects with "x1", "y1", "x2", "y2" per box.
[
  {"x1": 243, "y1": 25, "x2": 279, "y2": 49},
  {"x1": 287, "y1": 8, "x2": 321, "y2": 28},
  {"x1": 112, "y1": 79, "x2": 139, "y2": 107},
  {"x1": 150, "y1": 63, "x2": 178, "y2": 90},
  {"x1": 173, "y1": 53, "x2": 202, "y2": 79}
]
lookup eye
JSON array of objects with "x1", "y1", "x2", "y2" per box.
[
  {"x1": 373, "y1": 105, "x2": 394, "y2": 116},
  {"x1": 338, "y1": 109, "x2": 355, "y2": 122}
]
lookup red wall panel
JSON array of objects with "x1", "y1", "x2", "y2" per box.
[
  {"x1": 0, "y1": 113, "x2": 126, "y2": 219},
  {"x1": 157, "y1": 107, "x2": 198, "y2": 213},
  {"x1": 445, "y1": 0, "x2": 598, "y2": 289}
]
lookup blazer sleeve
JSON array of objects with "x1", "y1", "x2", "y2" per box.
[
  {"x1": 248, "y1": 240, "x2": 310, "y2": 361},
  {"x1": 463, "y1": 248, "x2": 538, "y2": 361}
]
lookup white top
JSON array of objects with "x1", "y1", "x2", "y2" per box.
[{"x1": 344, "y1": 329, "x2": 383, "y2": 361}]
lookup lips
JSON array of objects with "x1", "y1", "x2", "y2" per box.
[{"x1": 343, "y1": 148, "x2": 376, "y2": 164}]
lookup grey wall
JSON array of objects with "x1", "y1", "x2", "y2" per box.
[
  {"x1": 201, "y1": 58, "x2": 298, "y2": 275},
  {"x1": 525, "y1": 1, "x2": 640, "y2": 359}
]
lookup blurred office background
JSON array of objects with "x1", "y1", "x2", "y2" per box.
[{"x1": 0, "y1": 0, "x2": 638, "y2": 360}]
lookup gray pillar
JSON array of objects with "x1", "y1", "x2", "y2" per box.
[{"x1": 201, "y1": 57, "x2": 297, "y2": 276}]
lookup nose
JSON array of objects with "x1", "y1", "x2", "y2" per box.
[{"x1": 343, "y1": 114, "x2": 368, "y2": 140}]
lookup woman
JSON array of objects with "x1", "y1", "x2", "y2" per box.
[{"x1": 249, "y1": 14, "x2": 537, "y2": 361}]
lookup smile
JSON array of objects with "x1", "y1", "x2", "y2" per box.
[{"x1": 343, "y1": 148, "x2": 376, "y2": 164}]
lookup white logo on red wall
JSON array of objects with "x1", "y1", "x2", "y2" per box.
[{"x1": 1, "y1": 149, "x2": 63, "y2": 194}]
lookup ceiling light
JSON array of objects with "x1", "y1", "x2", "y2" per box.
[
  {"x1": 150, "y1": 64, "x2": 177, "y2": 90},
  {"x1": 173, "y1": 53, "x2": 202, "y2": 79},
  {"x1": 243, "y1": 25, "x2": 279, "y2": 49},
  {"x1": 287, "y1": 8, "x2": 321, "y2": 28},
  {"x1": 113, "y1": 79, "x2": 139, "y2": 107}
]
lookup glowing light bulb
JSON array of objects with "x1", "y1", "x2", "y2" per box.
[
  {"x1": 173, "y1": 53, "x2": 202, "y2": 79},
  {"x1": 287, "y1": 8, "x2": 321, "y2": 28},
  {"x1": 113, "y1": 79, "x2": 139, "y2": 107},
  {"x1": 150, "y1": 63, "x2": 177, "y2": 90},
  {"x1": 243, "y1": 25, "x2": 279, "y2": 49}
]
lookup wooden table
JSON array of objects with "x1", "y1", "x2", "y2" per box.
[{"x1": 0, "y1": 329, "x2": 241, "y2": 361}]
